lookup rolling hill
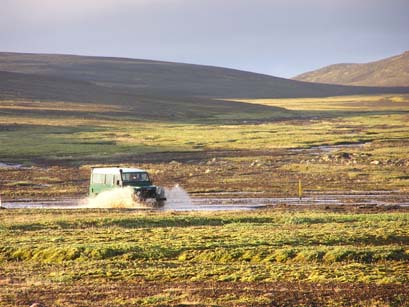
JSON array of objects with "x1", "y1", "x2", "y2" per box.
[
  {"x1": 0, "y1": 70, "x2": 294, "y2": 121},
  {"x1": 1, "y1": 52, "x2": 409, "y2": 100},
  {"x1": 1, "y1": 52, "x2": 409, "y2": 122},
  {"x1": 294, "y1": 51, "x2": 409, "y2": 87}
]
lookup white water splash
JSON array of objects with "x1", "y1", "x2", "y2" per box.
[
  {"x1": 164, "y1": 184, "x2": 193, "y2": 210},
  {"x1": 79, "y1": 187, "x2": 147, "y2": 208}
]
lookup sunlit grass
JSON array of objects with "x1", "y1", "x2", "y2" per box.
[
  {"x1": 1, "y1": 114, "x2": 408, "y2": 162},
  {"x1": 1, "y1": 94, "x2": 408, "y2": 162},
  {"x1": 1, "y1": 94, "x2": 408, "y2": 199},
  {"x1": 230, "y1": 94, "x2": 409, "y2": 111},
  {"x1": 1, "y1": 209, "x2": 408, "y2": 285}
]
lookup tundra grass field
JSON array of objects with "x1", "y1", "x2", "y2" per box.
[
  {"x1": 1, "y1": 207, "x2": 409, "y2": 306},
  {"x1": 1, "y1": 94, "x2": 409, "y2": 306},
  {"x1": 0, "y1": 94, "x2": 408, "y2": 199}
]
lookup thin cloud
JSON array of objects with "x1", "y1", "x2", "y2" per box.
[{"x1": 3, "y1": 0, "x2": 181, "y2": 23}]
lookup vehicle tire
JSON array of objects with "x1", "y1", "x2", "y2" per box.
[{"x1": 155, "y1": 200, "x2": 166, "y2": 207}]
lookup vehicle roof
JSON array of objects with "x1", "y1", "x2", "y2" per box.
[{"x1": 91, "y1": 167, "x2": 146, "y2": 174}]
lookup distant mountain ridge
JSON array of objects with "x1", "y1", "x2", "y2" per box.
[{"x1": 293, "y1": 51, "x2": 409, "y2": 87}]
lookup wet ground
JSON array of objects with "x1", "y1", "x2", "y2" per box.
[
  {"x1": 1, "y1": 141, "x2": 408, "y2": 211},
  {"x1": 2, "y1": 189, "x2": 408, "y2": 211}
]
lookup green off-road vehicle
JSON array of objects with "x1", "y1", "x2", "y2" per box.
[{"x1": 89, "y1": 167, "x2": 166, "y2": 205}]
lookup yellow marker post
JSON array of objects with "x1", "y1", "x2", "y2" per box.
[{"x1": 298, "y1": 179, "x2": 303, "y2": 201}]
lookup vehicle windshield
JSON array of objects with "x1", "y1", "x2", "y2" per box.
[{"x1": 121, "y1": 172, "x2": 150, "y2": 183}]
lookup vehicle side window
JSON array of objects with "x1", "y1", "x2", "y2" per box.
[
  {"x1": 106, "y1": 174, "x2": 114, "y2": 185},
  {"x1": 92, "y1": 173, "x2": 105, "y2": 184},
  {"x1": 122, "y1": 173, "x2": 130, "y2": 181},
  {"x1": 141, "y1": 173, "x2": 149, "y2": 181}
]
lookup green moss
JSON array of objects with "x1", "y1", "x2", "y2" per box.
[{"x1": 1, "y1": 209, "x2": 408, "y2": 293}]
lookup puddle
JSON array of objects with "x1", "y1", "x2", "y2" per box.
[
  {"x1": 0, "y1": 162, "x2": 22, "y2": 169},
  {"x1": 2, "y1": 190, "x2": 409, "y2": 211},
  {"x1": 314, "y1": 142, "x2": 369, "y2": 152},
  {"x1": 0, "y1": 197, "x2": 268, "y2": 211},
  {"x1": 1, "y1": 198, "x2": 80, "y2": 209},
  {"x1": 290, "y1": 142, "x2": 370, "y2": 154}
]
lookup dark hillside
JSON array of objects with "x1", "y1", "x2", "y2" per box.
[
  {"x1": 0, "y1": 70, "x2": 291, "y2": 121},
  {"x1": 1, "y1": 52, "x2": 408, "y2": 100}
]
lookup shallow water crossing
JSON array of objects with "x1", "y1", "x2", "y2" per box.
[{"x1": 2, "y1": 188, "x2": 409, "y2": 211}]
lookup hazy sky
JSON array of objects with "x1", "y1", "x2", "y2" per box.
[{"x1": 1, "y1": 0, "x2": 408, "y2": 77}]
